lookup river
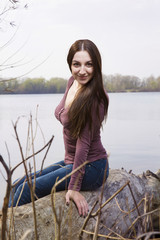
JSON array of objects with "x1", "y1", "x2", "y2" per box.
[{"x1": 0, "y1": 92, "x2": 160, "y2": 207}]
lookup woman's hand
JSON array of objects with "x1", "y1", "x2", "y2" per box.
[{"x1": 65, "y1": 190, "x2": 88, "y2": 217}]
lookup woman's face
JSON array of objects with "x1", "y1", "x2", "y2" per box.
[{"x1": 71, "y1": 50, "x2": 94, "y2": 86}]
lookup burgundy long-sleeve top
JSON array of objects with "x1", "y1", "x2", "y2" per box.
[{"x1": 55, "y1": 76, "x2": 108, "y2": 191}]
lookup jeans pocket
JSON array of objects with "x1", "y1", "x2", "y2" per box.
[
  {"x1": 93, "y1": 166, "x2": 109, "y2": 189},
  {"x1": 81, "y1": 158, "x2": 109, "y2": 191}
]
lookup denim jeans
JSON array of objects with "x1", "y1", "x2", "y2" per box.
[{"x1": 9, "y1": 158, "x2": 109, "y2": 207}]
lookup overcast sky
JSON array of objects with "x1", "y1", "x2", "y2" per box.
[{"x1": 1, "y1": 0, "x2": 160, "y2": 80}]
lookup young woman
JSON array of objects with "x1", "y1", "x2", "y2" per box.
[{"x1": 9, "y1": 39, "x2": 109, "y2": 217}]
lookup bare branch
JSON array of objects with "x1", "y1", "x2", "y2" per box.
[
  {"x1": 79, "y1": 200, "x2": 98, "y2": 240},
  {"x1": 0, "y1": 52, "x2": 53, "y2": 83},
  {"x1": 51, "y1": 161, "x2": 89, "y2": 239},
  {"x1": 0, "y1": 155, "x2": 12, "y2": 240},
  {"x1": 1, "y1": 38, "x2": 29, "y2": 66},
  {"x1": 11, "y1": 135, "x2": 54, "y2": 173},
  {"x1": 93, "y1": 162, "x2": 108, "y2": 240},
  {"x1": 91, "y1": 181, "x2": 130, "y2": 217},
  {"x1": 136, "y1": 231, "x2": 160, "y2": 240},
  {"x1": 127, "y1": 183, "x2": 144, "y2": 233},
  {"x1": 0, "y1": 25, "x2": 20, "y2": 50},
  {"x1": 0, "y1": 155, "x2": 10, "y2": 175}
]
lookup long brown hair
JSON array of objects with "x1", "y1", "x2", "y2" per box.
[{"x1": 67, "y1": 39, "x2": 109, "y2": 138}]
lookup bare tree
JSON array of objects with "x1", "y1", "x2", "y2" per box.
[{"x1": 0, "y1": 0, "x2": 29, "y2": 86}]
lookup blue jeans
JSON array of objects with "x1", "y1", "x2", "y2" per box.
[{"x1": 9, "y1": 158, "x2": 109, "y2": 207}]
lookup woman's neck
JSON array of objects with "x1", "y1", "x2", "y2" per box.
[{"x1": 73, "y1": 79, "x2": 81, "y2": 91}]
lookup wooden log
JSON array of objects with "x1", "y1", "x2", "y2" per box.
[{"x1": 1, "y1": 168, "x2": 160, "y2": 239}]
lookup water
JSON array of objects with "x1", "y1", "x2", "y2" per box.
[{"x1": 0, "y1": 92, "x2": 160, "y2": 207}]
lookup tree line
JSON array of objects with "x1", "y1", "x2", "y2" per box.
[
  {"x1": 103, "y1": 74, "x2": 160, "y2": 92},
  {"x1": 0, "y1": 77, "x2": 67, "y2": 94},
  {"x1": 0, "y1": 74, "x2": 160, "y2": 94}
]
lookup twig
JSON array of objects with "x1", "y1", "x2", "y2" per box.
[
  {"x1": 0, "y1": 155, "x2": 12, "y2": 240},
  {"x1": 25, "y1": 114, "x2": 31, "y2": 159},
  {"x1": 34, "y1": 105, "x2": 46, "y2": 146},
  {"x1": 136, "y1": 231, "x2": 160, "y2": 240},
  {"x1": 1, "y1": 52, "x2": 53, "y2": 82},
  {"x1": 0, "y1": 23, "x2": 19, "y2": 50},
  {"x1": 127, "y1": 183, "x2": 144, "y2": 233},
  {"x1": 115, "y1": 197, "x2": 145, "y2": 215},
  {"x1": 79, "y1": 200, "x2": 98, "y2": 240},
  {"x1": 100, "y1": 223, "x2": 127, "y2": 240},
  {"x1": 144, "y1": 194, "x2": 149, "y2": 233},
  {"x1": 40, "y1": 135, "x2": 54, "y2": 174},
  {"x1": 149, "y1": 194, "x2": 154, "y2": 232},
  {"x1": 81, "y1": 229, "x2": 132, "y2": 239},
  {"x1": 30, "y1": 114, "x2": 36, "y2": 193},
  {"x1": 29, "y1": 163, "x2": 38, "y2": 240},
  {"x1": 15, "y1": 179, "x2": 27, "y2": 207},
  {"x1": 124, "y1": 208, "x2": 160, "y2": 236},
  {"x1": 11, "y1": 135, "x2": 54, "y2": 173},
  {"x1": 51, "y1": 161, "x2": 89, "y2": 197},
  {"x1": 1, "y1": 38, "x2": 29, "y2": 66},
  {"x1": 52, "y1": 177, "x2": 59, "y2": 239},
  {"x1": 51, "y1": 161, "x2": 89, "y2": 240},
  {"x1": 93, "y1": 161, "x2": 108, "y2": 240},
  {"x1": 125, "y1": 196, "x2": 137, "y2": 237},
  {"x1": 12, "y1": 119, "x2": 39, "y2": 239},
  {"x1": 91, "y1": 181, "x2": 130, "y2": 217}
]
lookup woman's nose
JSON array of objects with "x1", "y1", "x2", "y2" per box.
[{"x1": 79, "y1": 66, "x2": 86, "y2": 74}]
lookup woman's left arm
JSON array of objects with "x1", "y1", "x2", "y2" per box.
[
  {"x1": 65, "y1": 103, "x2": 105, "y2": 215},
  {"x1": 65, "y1": 122, "x2": 92, "y2": 216},
  {"x1": 68, "y1": 102, "x2": 105, "y2": 191}
]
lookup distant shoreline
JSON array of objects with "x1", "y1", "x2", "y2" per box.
[{"x1": 1, "y1": 74, "x2": 160, "y2": 94}]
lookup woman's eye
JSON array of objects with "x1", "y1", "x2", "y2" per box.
[
  {"x1": 86, "y1": 62, "x2": 93, "y2": 67},
  {"x1": 73, "y1": 62, "x2": 79, "y2": 67}
]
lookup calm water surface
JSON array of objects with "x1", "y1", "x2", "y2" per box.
[{"x1": 0, "y1": 92, "x2": 160, "y2": 207}]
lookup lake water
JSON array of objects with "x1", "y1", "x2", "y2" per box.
[{"x1": 0, "y1": 92, "x2": 160, "y2": 207}]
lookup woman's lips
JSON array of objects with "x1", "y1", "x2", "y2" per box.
[{"x1": 78, "y1": 76, "x2": 88, "y2": 80}]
